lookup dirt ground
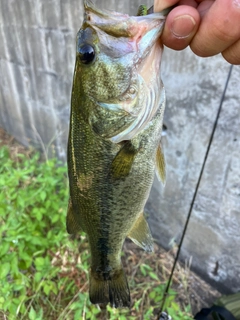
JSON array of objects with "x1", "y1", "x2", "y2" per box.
[
  {"x1": 122, "y1": 240, "x2": 221, "y2": 316},
  {"x1": 0, "y1": 127, "x2": 221, "y2": 317}
]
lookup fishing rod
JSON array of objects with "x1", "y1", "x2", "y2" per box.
[{"x1": 157, "y1": 64, "x2": 234, "y2": 320}]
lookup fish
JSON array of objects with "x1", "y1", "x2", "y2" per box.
[{"x1": 67, "y1": 0, "x2": 168, "y2": 308}]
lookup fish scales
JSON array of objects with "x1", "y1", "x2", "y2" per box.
[{"x1": 67, "y1": 0, "x2": 168, "y2": 308}]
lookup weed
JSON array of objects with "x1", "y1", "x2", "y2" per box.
[{"x1": 0, "y1": 145, "x2": 193, "y2": 319}]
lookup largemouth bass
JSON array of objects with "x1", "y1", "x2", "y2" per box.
[{"x1": 67, "y1": 0, "x2": 168, "y2": 308}]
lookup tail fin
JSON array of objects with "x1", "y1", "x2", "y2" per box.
[{"x1": 89, "y1": 268, "x2": 131, "y2": 308}]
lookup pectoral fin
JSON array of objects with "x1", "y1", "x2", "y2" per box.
[
  {"x1": 156, "y1": 142, "x2": 166, "y2": 185},
  {"x1": 66, "y1": 197, "x2": 81, "y2": 234},
  {"x1": 110, "y1": 141, "x2": 138, "y2": 179},
  {"x1": 128, "y1": 213, "x2": 154, "y2": 252}
]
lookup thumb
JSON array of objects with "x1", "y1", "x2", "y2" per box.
[{"x1": 161, "y1": 5, "x2": 200, "y2": 50}]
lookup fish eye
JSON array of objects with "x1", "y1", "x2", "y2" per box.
[{"x1": 78, "y1": 44, "x2": 95, "y2": 64}]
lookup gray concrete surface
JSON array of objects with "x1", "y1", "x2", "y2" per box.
[
  {"x1": 0, "y1": 0, "x2": 239, "y2": 293},
  {"x1": 148, "y1": 51, "x2": 240, "y2": 293}
]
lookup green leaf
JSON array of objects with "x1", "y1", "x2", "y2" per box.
[
  {"x1": 35, "y1": 257, "x2": 45, "y2": 269},
  {"x1": 17, "y1": 196, "x2": 25, "y2": 208},
  {"x1": 51, "y1": 214, "x2": 59, "y2": 223},
  {"x1": 70, "y1": 301, "x2": 80, "y2": 310},
  {"x1": 0, "y1": 242, "x2": 10, "y2": 257},
  {"x1": 74, "y1": 309, "x2": 82, "y2": 320},
  {"x1": 149, "y1": 290, "x2": 156, "y2": 299},
  {"x1": 29, "y1": 306, "x2": 37, "y2": 320},
  {"x1": 40, "y1": 191, "x2": 47, "y2": 201},
  {"x1": 34, "y1": 272, "x2": 42, "y2": 283},
  {"x1": 43, "y1": 283, "x2": 51, "y2": 296},
  {"x1": 35, "y1": 210, "x2": 43, "y2": 221},
  {"x1": 171, "y1": 301, "x2": 180, "y2": 311},
  {"x1": 149, "y1": 272, "x2": 159, "y2": 280},
  {"x1": 12, "y1": 284, "x2": 25, "y2": 291},
  {"x1": 0, "y1": 262, "x2": 10, "y2": 279},
  {"x1": 0, "y1": 296, "x2": 5, "y2": 307}
]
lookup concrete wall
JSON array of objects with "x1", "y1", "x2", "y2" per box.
[
  {"x1": 148, "y1": 53, "x2": 240, "y2": 293},
  {"x1": 0, "y1": 0, "x2": 239, "y2": 293}
]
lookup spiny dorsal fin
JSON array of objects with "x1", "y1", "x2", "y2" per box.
[
  {"x1": 156, "y1": 142, "x2": 166, "y2": 186},
  {"x1": 66, "y1": 197, "x2": 81, "y2": 234},
  {"x1": 110, "y1": 141, "x2": 138, "y2": 179},
  {"x1": 128, "y1": 213, "x2": 154, "y2": 252}
]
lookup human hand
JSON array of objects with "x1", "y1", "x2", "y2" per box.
[{"x1": 155, "y1": 0, "x2": 240, "y2": 64}]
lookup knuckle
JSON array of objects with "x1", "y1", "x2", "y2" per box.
[{"x1": 222, "y1": 42, "x2": 240, "y2": 65}]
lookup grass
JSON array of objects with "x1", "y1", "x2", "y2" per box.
[{"x1": 0, "y1": 139, "x2": 193, "y2": 320}]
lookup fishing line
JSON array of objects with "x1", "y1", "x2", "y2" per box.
[{"x1": 157, "y1": 64, "x2": 234, "y2": 319}]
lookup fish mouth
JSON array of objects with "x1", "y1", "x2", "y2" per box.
[
  {"x1": 83, "y1": 0, "x2": 166, "y2": 42},
  {"x1": 83, "y1": 0, "x2": 166, "y2": 74}
]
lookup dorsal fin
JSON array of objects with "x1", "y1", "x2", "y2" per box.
[{"x1": 156, "y1": 142, "x2": 166, "y2": 185}]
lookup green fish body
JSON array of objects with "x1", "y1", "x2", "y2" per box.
[{"x1": 67, "y1": 0, "x2": 167, "y2": 308}]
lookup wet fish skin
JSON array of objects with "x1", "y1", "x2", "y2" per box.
[{"x1": 67, "y1": 0, "x2": 167, "y2": 308}]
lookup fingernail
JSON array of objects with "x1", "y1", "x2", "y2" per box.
[{"x1": 171, "y1": 15, "x2": 196, "y2": 39}]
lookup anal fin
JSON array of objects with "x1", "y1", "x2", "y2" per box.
[
  {"x1": 128, "y1": 213, "x2": 154, "y2": 252},
  {"x1": 66, "y1": 197, "x2": 81, "y2": 234},
  {"x1": 156, "y1": 142, "x2": 166, "y2": 186}
]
